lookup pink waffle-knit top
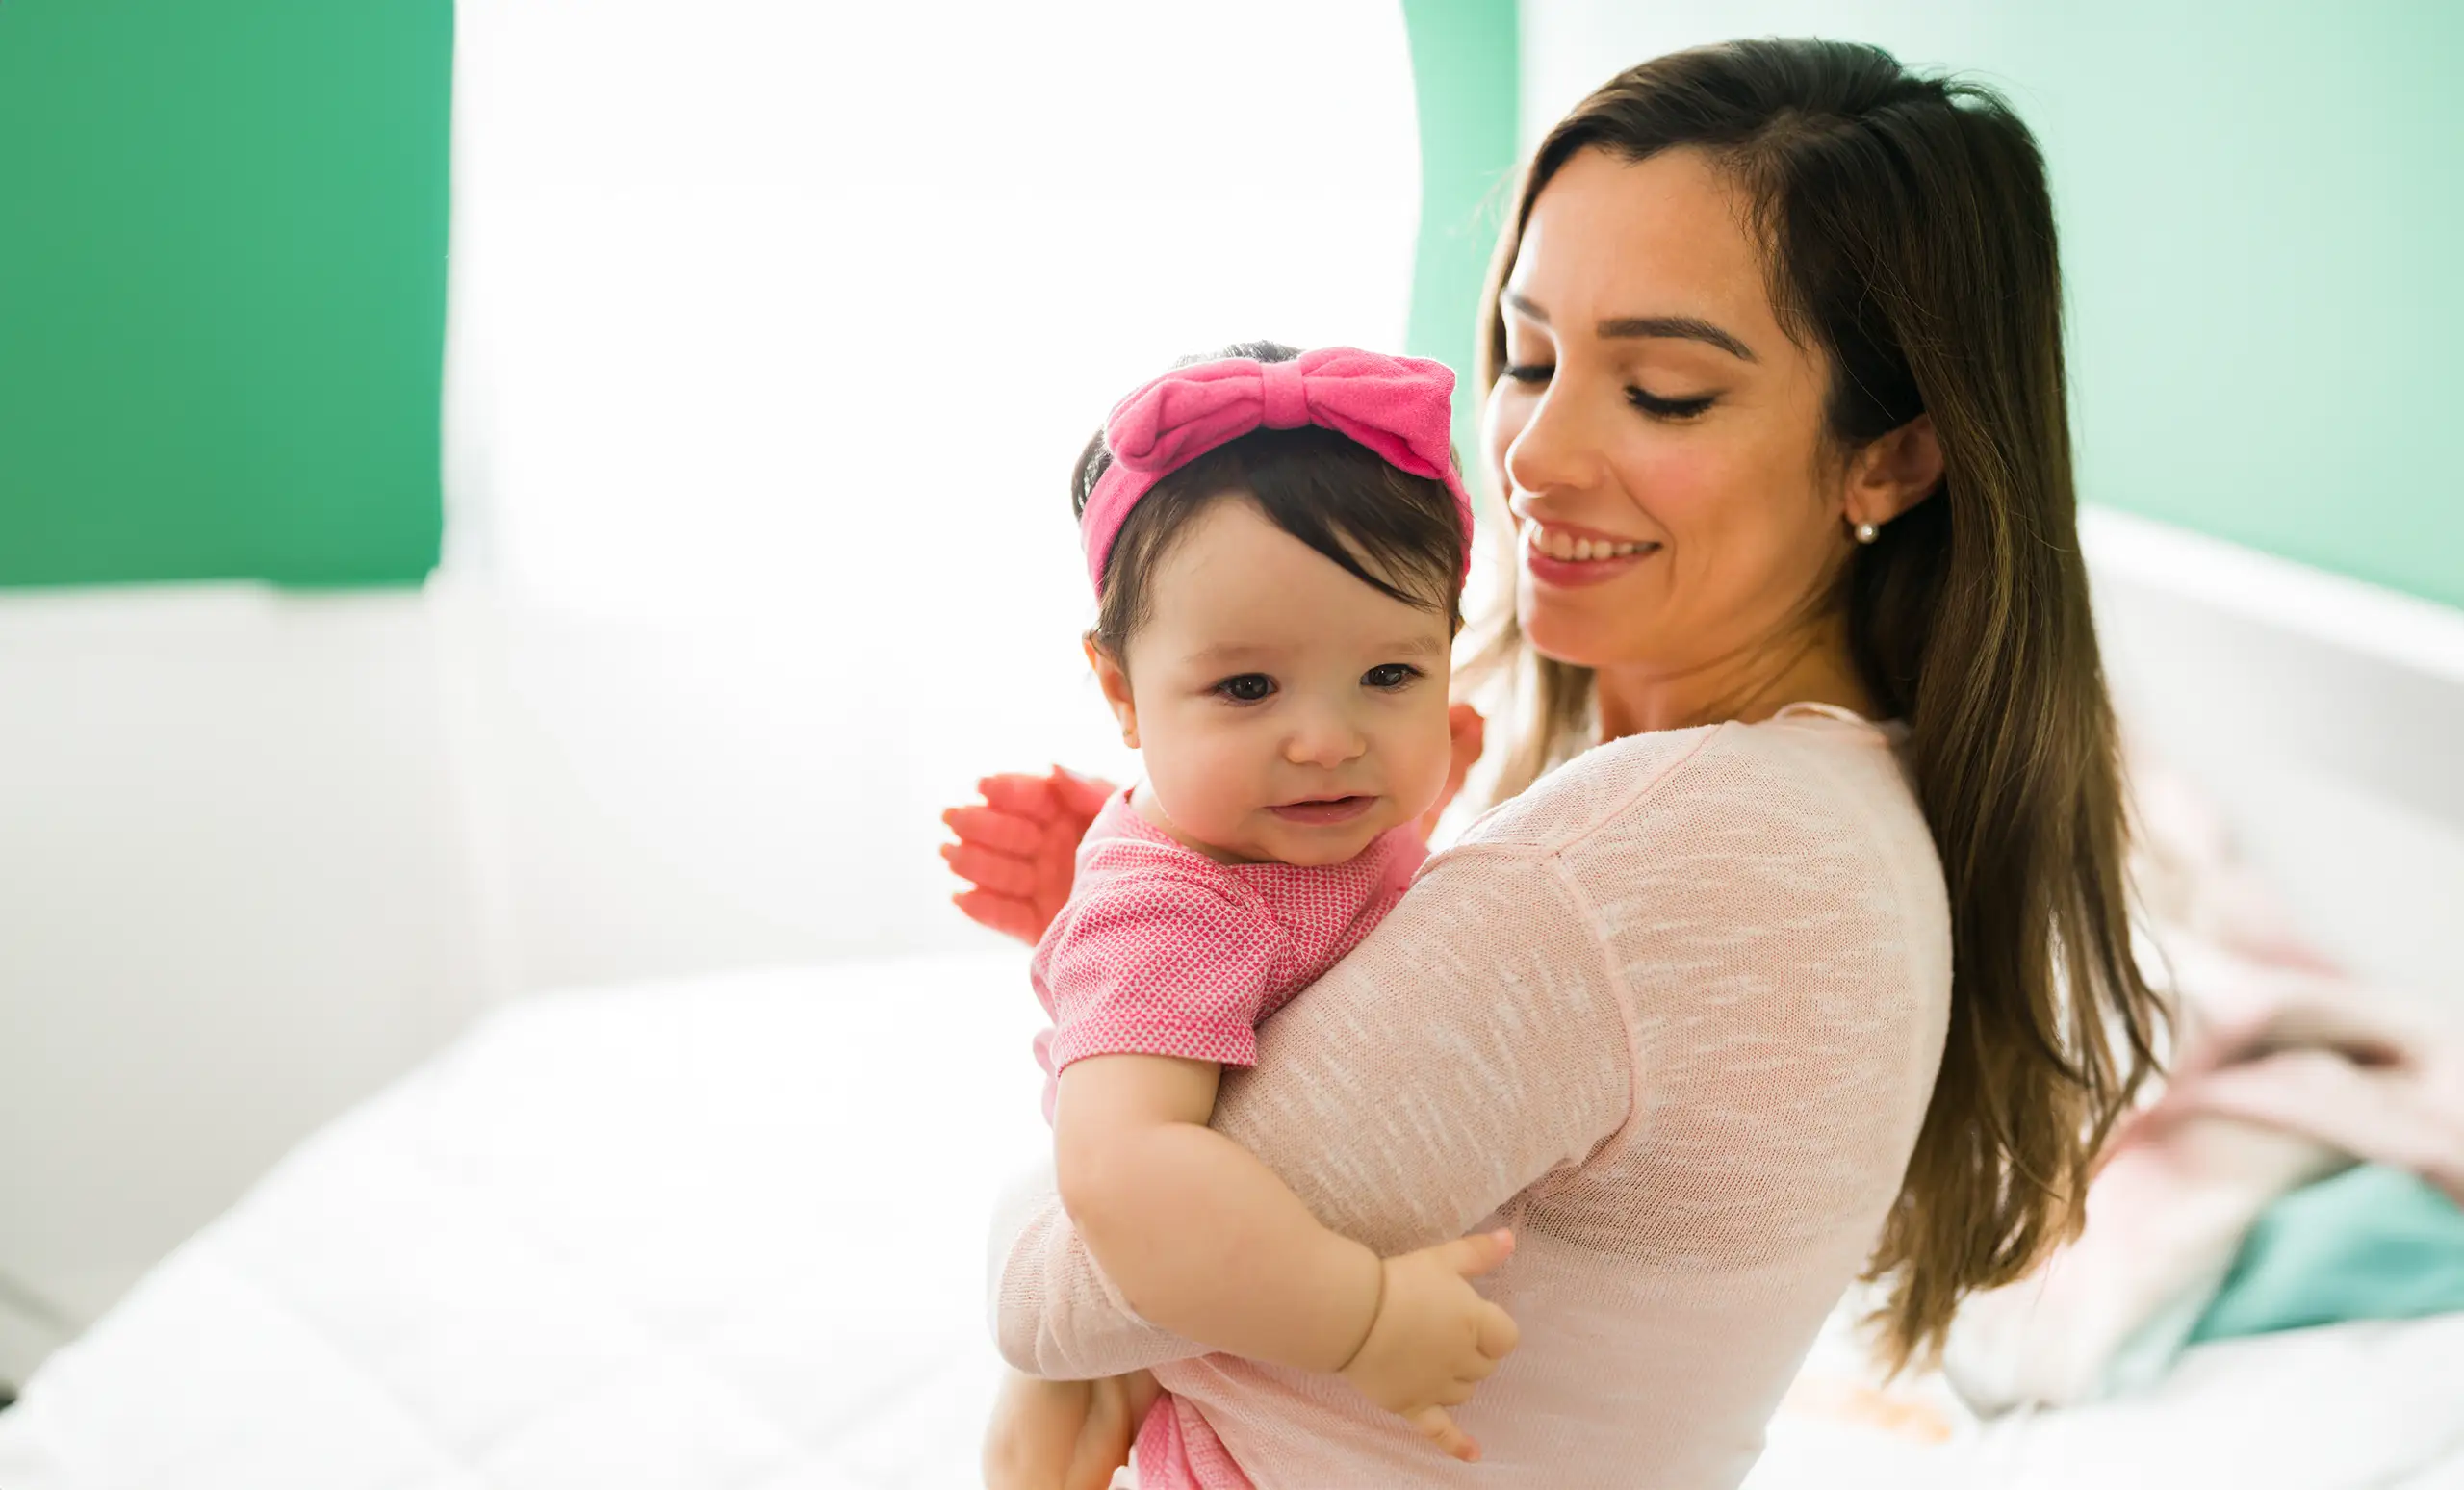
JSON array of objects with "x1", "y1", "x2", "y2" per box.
[
  {"x1": 993, "y1": 706, "x2": 1955, "y2": 1488},
  {"x1": 1030, "y1": 789, "x2": 1426, "y2": 1487},
  {"x1": 1031, "y1": 790, "x2": 1425, "y2": 1125}
]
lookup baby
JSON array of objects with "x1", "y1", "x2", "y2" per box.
[{"x1": 978, "y1": 343, "x2": 1517, "y2": 1490}]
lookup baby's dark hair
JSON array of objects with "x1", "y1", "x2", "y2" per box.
[{"x1": 1073, "y1": 340, "x2": 1469, "y2": 661}]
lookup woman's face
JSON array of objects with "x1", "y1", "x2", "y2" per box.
[{"x1": 1483, "y1": 145, "x2": 1852, "y2": 679}]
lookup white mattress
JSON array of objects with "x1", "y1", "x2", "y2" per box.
[
  {"x1": 3, "y1": 950, "x2": 2457, "y2": 1488},
  {"x1": 1747, "y1": 1288, "x2": 2464, "y2": 1489}
]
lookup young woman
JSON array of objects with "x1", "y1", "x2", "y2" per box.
[{"x1": 952, "y1": 39, "x2": 2161, "y2": 1487}]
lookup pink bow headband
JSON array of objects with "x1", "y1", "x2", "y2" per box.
[{"x1": 1080, "y1": 347, "x2": 1476, "y2": 590}]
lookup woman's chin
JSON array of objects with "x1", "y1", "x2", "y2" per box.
[{"x1": 1519, "y1": 592, "x2": 1649, "y2": 672}]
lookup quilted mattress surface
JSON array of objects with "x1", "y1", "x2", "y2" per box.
[{"x1": 2, "y1": 950, "x2": 2456, "y2": 1489}]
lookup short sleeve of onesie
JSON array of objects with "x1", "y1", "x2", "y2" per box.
[{"x1": 1038, "y1": 869, "x2": 1288, "y2": 1073}]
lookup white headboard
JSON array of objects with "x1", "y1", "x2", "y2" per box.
[{"x1": 2085, "y1": 507, "x2": 2464, "y2": 1001}]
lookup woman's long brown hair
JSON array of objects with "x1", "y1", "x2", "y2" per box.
[{"x1": 1467, "y1": 38, "x2": 2165, "y2": 1368}]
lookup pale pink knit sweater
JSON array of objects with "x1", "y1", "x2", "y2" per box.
[{"x1": 992, "y1": 706, "x2": 1953, "y2": 1488}]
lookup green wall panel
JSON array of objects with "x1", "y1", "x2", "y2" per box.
[
  {"x1": 0, "y1": 1, "x2": 451, "y2": 588},
  {"x1": 2009, "y1": 1, "x2": 2463, "y2": 610},
  {"x1": 1401, "y1": 0, "x2": 1521, "y2": 467}
]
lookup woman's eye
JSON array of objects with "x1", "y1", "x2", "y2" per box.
[
  {"x1": 1627, "y1": 386, "x2": 1717, "y2": 420},
  {"x1": 1502, "y1": 362, "x2": 1553, "y2": 386},
  {"x1": 1213, "y1": 674, "x2": 1275, "y2": 703},
  {"x1": 1362, "y1": 663, "x2": 1421, "y2": 690}
]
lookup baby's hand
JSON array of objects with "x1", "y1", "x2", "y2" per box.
[
  {"x1": 1338, "y1": 1228, "x2": 1520, "y2": 1462},
  {"x1": 1417, "y1": 703, "x2": 1485, "y2": 842}
]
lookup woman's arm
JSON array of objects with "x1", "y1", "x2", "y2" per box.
[
  {"x1": 992, "y1": 844, "x2": 1632, "y2": 1377},
  {"x1": 943, "y1": 767, "x2": 1118, "y2": 942}
]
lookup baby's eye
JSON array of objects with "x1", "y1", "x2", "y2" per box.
[
  {"x1": 1362, "y1": 663, "x2": 1422, "y2": 690},
  {"x1": 1213, "y1": 673, "x2": 1276, "y2": 704}
]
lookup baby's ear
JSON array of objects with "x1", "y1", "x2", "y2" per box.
[{"x1": 1084, "y1": 635, "x2": 1140, "y2": 750}]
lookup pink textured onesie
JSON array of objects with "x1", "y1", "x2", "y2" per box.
[{"x1": 1030, "y1": 789, "x2": 1425, "y2": 1489}]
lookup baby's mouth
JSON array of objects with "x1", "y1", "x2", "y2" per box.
[{"x1": 1268, "y1": 795, "x2": 1376, "y2": 826}]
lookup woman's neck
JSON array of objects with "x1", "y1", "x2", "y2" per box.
[{"x1": 1591, "y1": 606, "x2": 1877, "y2": 740}]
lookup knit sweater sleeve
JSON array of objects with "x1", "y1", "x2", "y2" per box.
[{"x1": 989, "y1": 842, "x2": 1633, "y2": 1377}]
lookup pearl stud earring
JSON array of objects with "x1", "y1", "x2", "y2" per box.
[{"x1": 1852, "y1": 521, "x2": 1880, "y2": 545}]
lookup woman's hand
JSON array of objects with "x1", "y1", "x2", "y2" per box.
[
  {"x1": 942, "y1": 766, "x2": 1118, "y2": 944},
  {"x1": 1416, "y1": 703, "x2": 1486, "y2": 843},
  {"x1": 1337, "y1": 1229, "x2": 1521, "y2": 1463}
]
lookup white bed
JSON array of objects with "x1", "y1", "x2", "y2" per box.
[
  {"x1": 0, "y1": 952, "x2": 1050, "y2": 1490},
  {"x1": 5, "y1": 948, "x2": 2458, "y2": 1490},
  {"x1": 3, "y1": 512, "x2": 2460, "y2": 1488}
]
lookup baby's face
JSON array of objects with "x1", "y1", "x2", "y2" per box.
[{"x1": 1110, "y1": 496, "x2": 1454, "y2": 866}]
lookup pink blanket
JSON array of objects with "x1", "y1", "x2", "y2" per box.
[{"x1": 1942, "y1": 747, "x2": 2464, "y2": 1410}]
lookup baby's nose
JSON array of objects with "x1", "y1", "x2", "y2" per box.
[{"x1": 1283, "y1": 708, "x2": 1368, "y2": 769}]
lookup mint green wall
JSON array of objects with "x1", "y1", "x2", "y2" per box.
[
  {"x1": 1401, "y1": 0, "x2": 1521, "y2": 465},
  {"x1": 1997, "y1": 2, "x2": 2462, "y2": 610},
  {"x1": 0, "y1": 2, "x2": 451, "y2": 588},
  {"x1": 1523, "y1": 0, "x2": 2464, "y2": 609}
]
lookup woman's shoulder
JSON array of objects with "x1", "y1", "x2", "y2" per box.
[
  {"x1": 1450, "y1": 723, "x2": 1722, "y2": 854},
  {"x1": 1454, "y1": 707, "x2": 1927, "y2": 861}
]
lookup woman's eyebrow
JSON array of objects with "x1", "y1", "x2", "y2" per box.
[
  {"x1": 1596, "y1": 314, "x2": 1757, "y2": 363},
  {"x1": 1503, "y1": 290, "x2": 1757, "y2": 363}
]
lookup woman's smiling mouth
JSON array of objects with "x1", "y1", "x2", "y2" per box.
[{"x1": 1522, "y1": 522, "x2": 1660, "y2": 588}]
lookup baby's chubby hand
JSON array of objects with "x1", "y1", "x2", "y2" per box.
[
  {"x1": 1416, "y1": 703, "x2": 1486, "y2": 843},
  {"x1": 1338, "y1": 1228, "x2": 1520, "y2": 1462}
]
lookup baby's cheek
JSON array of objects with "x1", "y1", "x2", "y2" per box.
[
  {"x1": 1396, "y1": 715, "x2": 1456, "y2": 815},
  {"x1": 1161, "y1": 722, "x2": 1272, "y2": 834}
]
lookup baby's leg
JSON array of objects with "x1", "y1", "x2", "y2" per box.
[
  {"x1": 1075, "y1": 1369, "x2": 1163, "y2": 1489},
  {"x1": 985, "y1": 1371, "x2": 1095, "y2": 1490},
  {"x1": 984, "y1": 1369, "x2": 1161, "y2": 1490}
]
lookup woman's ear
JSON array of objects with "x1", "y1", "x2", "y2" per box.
[
  {"x1": 1844, "y1": 414, "x2": 1944, "y2": 529},
  {"x1": 1084, "y1": 635, "x2": 1140, "y2": 750}
]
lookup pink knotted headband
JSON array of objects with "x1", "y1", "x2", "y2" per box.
[{"x1": 1080, "y1": 347, "x2": 1476, "y2": 590}]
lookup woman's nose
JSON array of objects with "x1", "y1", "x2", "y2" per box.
[
  {"x1": 1502, "y1": 381, "x2": 1604, "y2": 501},
  {"x1": 1283, "y1": 706, "x2": 1368, "y2": 770}
]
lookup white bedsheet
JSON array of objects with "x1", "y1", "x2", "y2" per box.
[
  {"x1": 2, "y1": 949, "x2": 2456, "y2": 1488},
  {"x1": 1744, "y1": 1290, "x2": 2464, "y2": 1489},
  {"x1": 0, "y1": 953, "x2": 1048, "y2": 1490}
]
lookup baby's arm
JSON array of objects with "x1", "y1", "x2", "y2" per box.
[
  {"x1": 1055, "y1": 1053, "x2": 1518, "y2": 1459},
  {"x1": 1054, "y1": 1053, "x2": 1381, "y2": 1371}
]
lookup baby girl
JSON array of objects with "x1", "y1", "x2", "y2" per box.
[{"x1": 966, "y1": 343, "x2": 1517, "y2": 1490}]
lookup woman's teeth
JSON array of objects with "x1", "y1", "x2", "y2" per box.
[{"x1": 1530, "y1": 527, "x2": 1654, "y2": 561}]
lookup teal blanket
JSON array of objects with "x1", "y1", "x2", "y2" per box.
[
  {"x1": 2188, "y1": 1164, "x2": 2464, "y2": 1344},
  {"x1": 2102, "y1": 1164, "x2": 2464, "y2": 1396}
]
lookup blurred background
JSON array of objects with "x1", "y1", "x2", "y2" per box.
[{"x1": 1, "y1": 0, "x2": 2458, "y2": 1413}]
